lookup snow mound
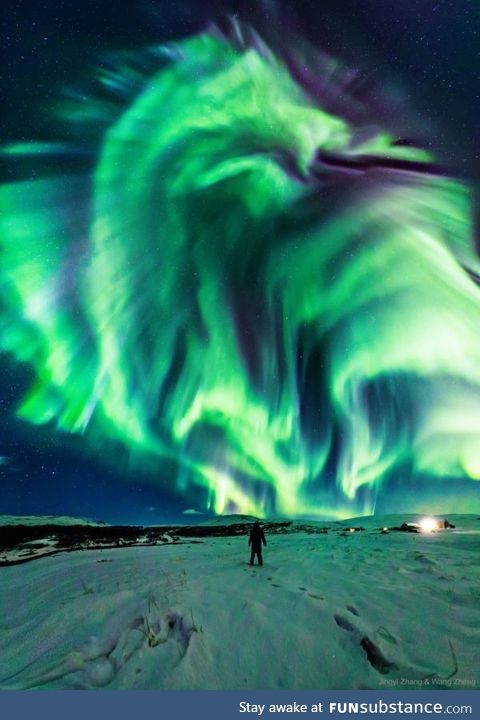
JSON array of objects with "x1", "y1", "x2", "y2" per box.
[
  {"x1": 0, "y1": 515, "x2": 107, "y2": 527},
  {"x1": 198, "y1": 514, "x2": 260, "y2": 526}
]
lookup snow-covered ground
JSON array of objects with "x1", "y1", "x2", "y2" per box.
[
  {"x1": 0, "y1": 515, "x2": 479, "y2": 690},
  {"x1": 0, "y1": 515, "x2": 106, "y2": 527}
]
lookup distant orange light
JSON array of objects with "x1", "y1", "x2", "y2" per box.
[{"x1": 419, "y1": 517, "x2": 438, "y2": 533}]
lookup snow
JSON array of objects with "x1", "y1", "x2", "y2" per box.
[
  {"x1": 0, "y1": 515, "x2": 106, "y2": 527},
  {"x1": 199, "y1": 514, "x2": 261, "y2": 526},
  {"x1": 0, "y1": 514, "x2": 479, "y2": 690}
]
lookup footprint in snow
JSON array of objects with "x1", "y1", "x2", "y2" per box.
[
  {"x1": 360, "y1": 636, "x2": 397, "y2": 674},
  {"x1": 333, "y1": 614, "x2": 397, "y2": 675},
  {"x1": 334, "y1": 614, "x2": 357, "y2": 633}
]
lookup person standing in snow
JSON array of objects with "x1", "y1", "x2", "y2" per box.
[{"x1": 249, "y1": 521, "x2": 267, "y2": 566}]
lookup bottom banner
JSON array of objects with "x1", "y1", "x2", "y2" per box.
[{"x1": 0, "y1": 690, "x2": 477, "y2": 720}]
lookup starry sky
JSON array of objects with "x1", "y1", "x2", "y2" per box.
[{"x1": 1, "y1": 0, "x2": 479, "y2": 525}]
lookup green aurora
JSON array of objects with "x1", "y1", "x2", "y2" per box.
[{"x1": 1, "y1": 28, "x2": 479, "y2": 518}]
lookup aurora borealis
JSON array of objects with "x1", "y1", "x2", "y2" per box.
[{"x1": 1, "y1": 4, "x2": 480, "y2": 521}]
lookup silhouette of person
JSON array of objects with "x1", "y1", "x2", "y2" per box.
[{"x1": 249, "y1": 521, "x2": 267, "y2": 565}]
